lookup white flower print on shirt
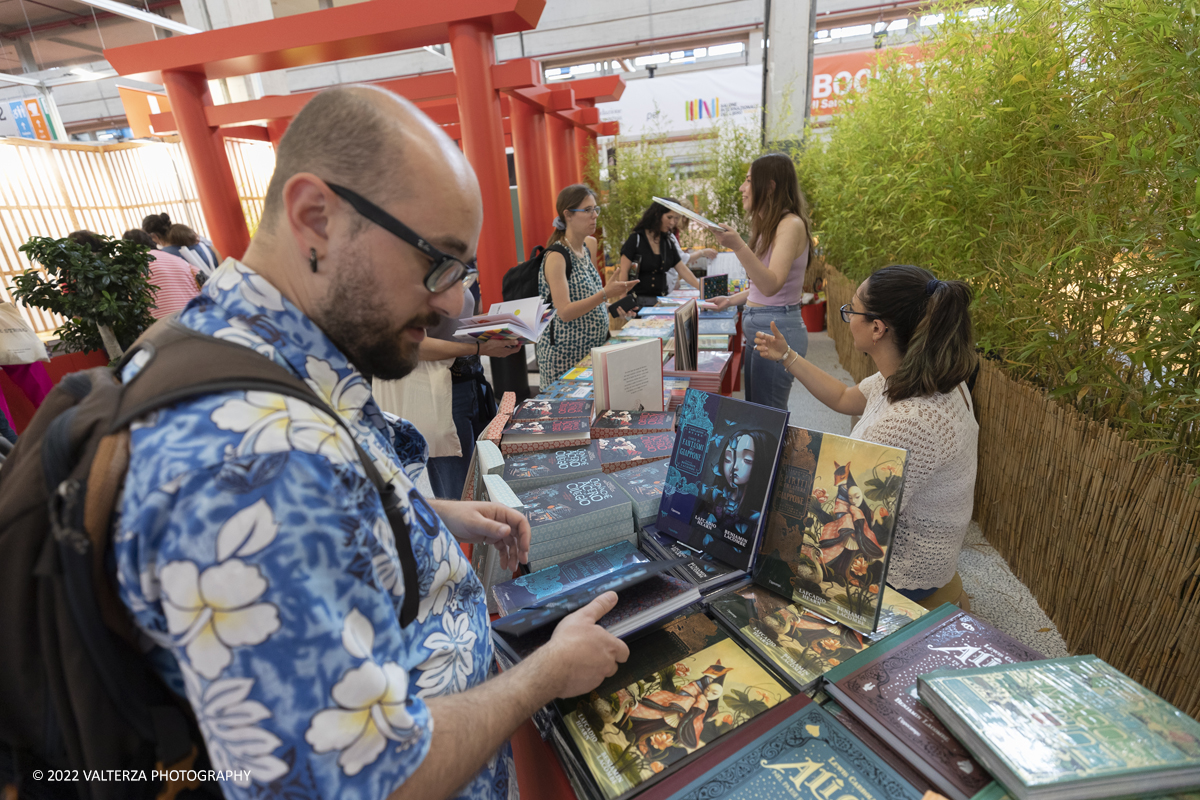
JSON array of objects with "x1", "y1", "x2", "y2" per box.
[
  {"x1": 211, "y1": 260, "x2": 285, "y2": 311},
  {"x1": 181, "y1": 664, "x2": 288, "y2": 786},
  {"x1": 160, "y1": 500, "x2": 282, "y2": 679},
  {"x1": 211, "y1": 390, "x2": 357, "y2": 464},
  {"x1": 415, "y1": 610, "x2": 477, "y2": 698},
  {"x1": 417, "y1": 532, "x2": 470, "y2": 623},
  {"x1": 304, "y1": 356, "x2": 371, "y2": 426},
  {"x1": 306, "y1": 609, "x2": 423, "y2": 776}
]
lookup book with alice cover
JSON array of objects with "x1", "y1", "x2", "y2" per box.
[
  {"x1": 492, "y1": 575, "x2": 701, "y2": 665},
  {"x1": 511, "y1": 397, "x2": 594, "y2": 421},
  {"x1": 501, "y1": 442, "x2": 602, "y2": 492},
  {"x1": 639, "y1": 525, "x2": 744, "y2": 594},
  {"x1": 658, "y1": 389, "x2": 789, "y2": 573},
  {"x1": 517, "y1": 476, "x2": 635, "y2": 569},
  {"x1": 918, "y1": 655, "x2": 1200, "y2": 800},
  {"x1": 501, "y1": 417, "x2": 591, "y2": 454},
  {"x1": 557, "y1": 612, "x2": 789, "y2": 800},
  {"x1": 754, "y1": 424, "x2": 908, "y2": 634},
  {"x1": 492, "y1": 540, "x2": 649, "y2": 616},
  {"x1": 638, "y1": 693, "x2": 924, "y2": 800},
  {"x1": 824, "y1": 604, "x2": 1044, "y2": 800},
  {"x1": 599, "y1": 432, "x2": 676, "y2": 473},
  {"x1": 823, "y1": 699, "x2": 937, "y2": 795},
  {"x1": 592, "y1": 410, "x2": 676, "y2": 438},
  {"x1": 609, "y1": 460, "x2": 669, "y2": 526},
  {"x1": 707, "y1": 582, "x2": 927, "y2": 693}
]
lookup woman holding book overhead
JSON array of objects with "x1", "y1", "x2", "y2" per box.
[
  {"x1": 616, "y1": 200, "x2": 716, "y2": 298},
  {"x1": 753, "y1": 264, "x2": 979, "y2": 609},
  {"x1": 535, "y1": 184, "x2": 638, "y2": 390},
  {"x1": 708, "y1": 153, "x2": 814, "y2": 411}
]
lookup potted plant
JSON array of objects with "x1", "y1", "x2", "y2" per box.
[{"x1": 12, "y1": 234, "x2": 157, "y2": 361}]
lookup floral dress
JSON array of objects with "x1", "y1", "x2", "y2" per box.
[
  {"x1": 112, "y1": 259, "x2": 512, "y2": 800},
  {"x1": 535, "y1": 243, "x2": 608, "y2": 390}
]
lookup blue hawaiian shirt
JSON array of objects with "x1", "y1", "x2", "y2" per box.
[{"x1": 112, "y1": 259, "x2": 512, "y2": 800}]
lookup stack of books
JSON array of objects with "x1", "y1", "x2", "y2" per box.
[
  {"x1": 608, "y1": 459, "x2": 669, "y2": 527},
  {"x1": 663, "y1": 350, "x2": 732, "y2": 393},
  {"x1": 612, "y1": 317, "x2": 675, "y2": 340},
  {"x1": 591, "y1": 410, "x2": 675, "y2": 438},
  {"x1": 500, "y1": 441, "x2": 602, "y2": 492},
  {"x1": 500, "y1": 398, "x2": 593, "y2": 455},
  {"x1": 516, "y1": 474, "x2": 636, "y2": 571}
]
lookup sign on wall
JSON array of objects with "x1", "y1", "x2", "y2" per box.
[
  {"x1": 810, "y1": 45, "x2": 923, "y2": 117},
  {"x1": 7, "y1": 98, "x2": 54, "y2": 140},
  {"x1": 599, "y1": 65, "x2": 762, "y2": 138}
]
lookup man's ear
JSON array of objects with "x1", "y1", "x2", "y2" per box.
[{"x1": 282, "y1": 173, "x2": 334, "y2": 259}]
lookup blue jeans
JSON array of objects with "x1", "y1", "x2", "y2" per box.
[
  {"x1": 741, "y1": 305, "x2": 808, "y2": 411},
  {"x1": 427, "y1": 376, "x2": 494, "y2": 499}
]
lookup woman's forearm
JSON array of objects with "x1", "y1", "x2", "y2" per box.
[
  {"x1": 557, "y1": 290, "x2": 606, "y2": 322},
  {"x1": 727, "y1": 290, "x2": 750, "y2": 306},
  {"x1": 780, "y1": 350, "x2": 866, "y2": 416}
]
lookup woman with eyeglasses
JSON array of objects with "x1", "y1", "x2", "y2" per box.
[
  {"x1": 754, "y1": 264, "x2": 979, "y2": 608},
  {"x1": 535, "y1": 184, "x2": 638, "y2": 390},
  {"x1": 709, "y1": 153, "x2": 815, "y2": 411},
  {"x1": 616, "y1": 199, "x2": 715, "y2": 299}
]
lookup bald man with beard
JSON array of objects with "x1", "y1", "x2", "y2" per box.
[{"x1": 111, "y1": 86, "x2": 628, "y2": 800}]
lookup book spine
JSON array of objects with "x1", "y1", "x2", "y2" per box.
[
  {"x1": 528, "y1": 534, "x2": 639, "y2": 572},
  {"x1": 529, "y1": 515, "x2": 636, "y2": 561},
  {"x1": 501, "y1": 436, "x2": 591, "y2": 455}
]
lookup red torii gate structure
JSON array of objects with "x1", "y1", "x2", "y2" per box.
[{"x1": 102, "y1": 0, "x2": 622, "y2": 306}]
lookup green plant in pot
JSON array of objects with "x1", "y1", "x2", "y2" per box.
[{"x1": 12, "y1": 234, "x2": 157, "y2": 361}]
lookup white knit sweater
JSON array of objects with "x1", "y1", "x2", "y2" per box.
[{"x1": 850, "y1": 372, "x2": 979, "y2": 590}]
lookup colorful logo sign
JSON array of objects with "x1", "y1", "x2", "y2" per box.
[
  {"x1": 685, "y1": 97, "x2": 720, "y2": 122},
  {"x1": 8, "y1": 98, "x2": 53, "y2": 140}
]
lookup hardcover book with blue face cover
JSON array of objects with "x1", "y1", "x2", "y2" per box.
[{"x1": 657, "y1": 389, "x2": 789, "y2": 573}]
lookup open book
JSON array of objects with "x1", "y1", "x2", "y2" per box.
[{"x1": 454, "y1": 296, "x2": 554, "y2": 346}]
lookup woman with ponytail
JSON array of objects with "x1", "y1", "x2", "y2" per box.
[
  {"x1": 536, "y1": 184, "x2": 637, "y2": 390},
  {"x1": 754, "y1": 265, "x2": 979, "y2": 606},
  {"x1": 709, "y1": 153, "x2": 815, "y2": 411}
]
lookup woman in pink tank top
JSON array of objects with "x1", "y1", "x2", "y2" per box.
[{"x1": 709, "y1": 153, "x2": 814, "y2": 411}]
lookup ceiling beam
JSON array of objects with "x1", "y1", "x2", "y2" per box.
[{"x1": 68, "y1": 0, "x2": 200, "y2": 36}]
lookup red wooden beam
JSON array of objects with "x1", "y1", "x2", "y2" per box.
[{"x1": 103, "y1": 0, "x2": 545, "y2": 83}]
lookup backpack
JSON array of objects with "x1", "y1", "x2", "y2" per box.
[
  {"x1": 0, "y1": 318, "x2": 419, "y2": 800},
  {"x1": 500, "y1": 243, "x2": 572, "y2": 303}
]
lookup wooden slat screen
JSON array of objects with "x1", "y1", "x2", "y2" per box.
[{"x1": 0, "y1": 137, "x2": 276, "y2": 335}]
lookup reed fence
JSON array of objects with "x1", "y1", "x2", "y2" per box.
[
  {"x1": 0, "y1": 136, "x2": 275, "y2": 336},
  {"x1": 825, "y1": 266, "x2": 1200, "y2": 719}
]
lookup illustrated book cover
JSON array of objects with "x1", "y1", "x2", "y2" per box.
[
  {"x1": 592, "y1": 410, "x2": 676, "y2": 438},
  {"x1": 501, "y1": 442, "x2": 602, "y2": 492},
  {"x1": 599, "y1": 432, "x2": 676, "y2": 473},
  {"x1": 824, "y1": 604, "x2": 1044, "y2": 800},
  {"x1": 754, "y1": 424, "x2": 908, "y2": 634},
  {"x1": 918, "y1": 655, "x2": 1200, "y2": 800},
  {"x1": 609, "y1": 460, "x2": 669, "y2": 526},
  {"x1": 491, "y1": 539, "x2": 650, "y2": 616},
  {"x1": 657, "y1": 389, "x2": 789, "y2": 573},
  {"x1": 500, "y1": 416, "x2": 591, "y2": 454},
  {"x1": 558, "y1": 616, "x2": 789, "y2": 799},
  {"x1": 511, "y1": 397, "x2": 594, "y2": 421},
  {"x1": 701, "y1": 274, "x2": 728, "y2": 301},
  {"x1": 707, "y1": 582, "x2": 927, "y2": 694},
  {"x1": 638, "y1": 694, "x2": 924, "y2": 800}
]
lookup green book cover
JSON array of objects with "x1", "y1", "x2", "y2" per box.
[
  {"x1": 821, "y1": 602, "x2": 959, "y2": 688},
  {"x1": 919, "y1": 655, "x2": 1200, "y2": 800}
]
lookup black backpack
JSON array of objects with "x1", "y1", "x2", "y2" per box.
[
  {"x1": 0, "y1": 318, "x2": 419, "y2": 800},
  {"x1": 500, "y1": 243, "x2": 572, "y2": 303}
]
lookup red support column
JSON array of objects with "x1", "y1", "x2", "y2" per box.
[
  {"x1": 161, "y1": 69, "x2": 250, "y2": 259},
  {"x1": 509, "y1": 97, "x2": 555, "y2": 259},
  {"x1": 574, "y1": 125, "x2": 593, "y2": 184},
  {"x1": 448, "y1": 18, "x2": 518, "y2": 309},
  {"x1": 545, "y1": 113, "x2": 576, "y2": 196},
  {"x1": 266, "y1": 118, "x2": 290, "y2": 149}
]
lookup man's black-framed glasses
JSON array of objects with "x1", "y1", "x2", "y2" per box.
[
  {"x1": 326, "y1": 182, "x2": 475, "y2": 293},
  {"x1": 840, "y1": 303, "x2": 881, "y2": 324}
]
